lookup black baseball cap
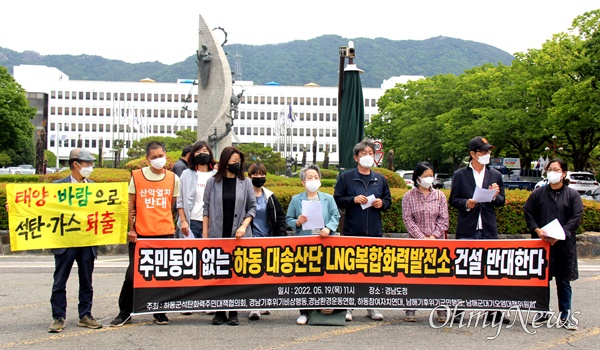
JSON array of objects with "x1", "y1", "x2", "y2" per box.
[{"x1": 469, "y1": 137, "x2": 494, "y2": 152}]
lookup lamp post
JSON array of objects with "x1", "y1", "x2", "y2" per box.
[{"x1": 544, "y1": 135, "x2": 563, "y2": 158}]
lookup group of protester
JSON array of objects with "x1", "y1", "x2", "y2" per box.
[{"x1": 29, "y1": 135, "x2": 581, "y2": 333}]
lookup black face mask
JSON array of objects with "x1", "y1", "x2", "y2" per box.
[
  {"x1": 251, "y1": 177, "x2": 266, "y2": 188},
  {"x1": 195, "y1": 153, "x2": 211, "y2": 166},
  {"x1": 227, "y1": 162, "x2": 241, "y2": 175}
]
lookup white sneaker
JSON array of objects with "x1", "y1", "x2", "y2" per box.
[
  {"x1": 296, "y1": 314, "x2": 308, "y2": 325},
  {"x1": 248, "y1": 310, "x2": 260, "y2": 320},
  {"x1": 368, "y1": 309, "x2": 384, "y2": 320},
  {"x1": 345, "y1": 309, "x2": 353, "y2": 321}
]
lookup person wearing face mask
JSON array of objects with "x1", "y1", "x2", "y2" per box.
[
  {"x1": 401, "y1": 162, "x2": 449, "y2": 323},
  {"x1": 203, "y1": 146, "x2": 256, "y2": 326},
  {"x1": 246, "y1": 162, "x2": 288, "y2": 321},
  {"x1": 524, "y1": 158, "x2": 583, "y2": 331},
  {"x1": 449, "y1": 136, "x2": 505, "y2": 323},
  {"x1": 333, "y1": 139, "x2": 391, "y2": 322},
  {"x1": 47, "y1": 148, "x2": 102, "y2": 333},
  {"x1": 176, "y1": 141, "x2": 216, "y2": 239},
  {"x1": 286, "y1": 164, "x2": 340, "y2": 325},
  {"x1": 449, "y1": 136, "x2": 505, "y2": 240},
  {"x1": 110, "y1": 141, "x2": 181, "y2": 328}
]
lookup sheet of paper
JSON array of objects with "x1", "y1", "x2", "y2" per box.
[
  {"x1": 541, "y1": 218, "x2": 566, "y2": 240},
  {"x1": 301, "y1": 200, "x2": 325, "y2": 231},
  {"x1": 472, "y1": 186, "x2": 497, "y2": 203},
  {"x1": 361, "y1": 194, "x2": 376, "y2": 210},
  {"x1": 183, "y1": 231, "x2": 195, "y2": 239}
]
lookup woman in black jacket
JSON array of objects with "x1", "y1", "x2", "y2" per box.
[
  {"x1": 246, "y1": 162, "x2": 288, "y2": 320},
  {"x1": 524, "y1": 158, "x2": 583, "y2": 331}
]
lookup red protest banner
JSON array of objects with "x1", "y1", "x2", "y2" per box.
[{"x1": 132, "y1": 236, "x2": 549, "y2": 314}]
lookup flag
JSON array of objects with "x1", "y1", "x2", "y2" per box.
[
  {"x1": 541, "y1": 156, "x2": 549, "y2": 175},
  {"x1": 287, "y1": 104, "x2": 296, "y2": 122},
  {"x1": 535, "y1": 156, "x2": 543, "y2": 169}
]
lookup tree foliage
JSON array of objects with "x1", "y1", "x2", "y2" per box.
[
  {"x1": 0, "y1": 66, "x2": 36, "y2": 165},
  {"x1": 366, "y1": 10, "x2": 599, "y2": 172},
  {"x1": 127, "y1": 128, "x2": 198, "y2": 158},
  {"x1": 236, "y1": 143, "x2": 286, "y2": 175}
]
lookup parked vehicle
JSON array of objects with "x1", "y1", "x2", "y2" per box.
[
  {"x1": 582, "y1": 187, "x2": 600, "y2": 202},
  {"x1": 492, "y1": 166, "x2": 541, "y2": 190},
  {"x1": 8, "y1": 166, "x2": 35, "y2": 175},
  {"x1": 433, "y1": 173, "x2": 450, "y2": 189},
  {"x1": 396, "y1": 170, "x2": 414, "y2": 188},
  {"x1": 567, "y1": 171, "x2": 599, "y2": 194},
  {"x1": 443, "y1": 179, "x2": 452, "y2": 189}
]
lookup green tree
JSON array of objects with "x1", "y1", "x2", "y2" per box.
[
  {"x1": 544, "y1": 10, "x2": 600, "y2": 170},
  {"x1": 0, "y1": 152, "x2": 11, "y2": 167},
  {"x1": 0, "y1": 66, "x2": 36, "y2": 165},
  {"x1": 127, "y1": 128, "x2": 196, "y2": 159},
  {"x1": 236, "y1": 143, "x2": 286, "y2": 175}
]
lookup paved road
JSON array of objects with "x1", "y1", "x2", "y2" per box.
[{"x1": 0, "y1": 255, "x2": 598, "y2": 350}]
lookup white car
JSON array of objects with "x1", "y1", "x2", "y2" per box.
[
  {"x1": 535, "y1": 171, "x2": 599, "y2": 194},
  {"x1": 581, "y1": 187, "x2": 600, "y2": 202},
  {"x1": 567, "y1": 171, "x2": 599, "y2": 194}
]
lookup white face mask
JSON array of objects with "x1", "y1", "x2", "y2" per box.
[
  {"x1": 359, "y1": 155, "x2": 375, "y2": 168},
  {"x1": 477, "y1": 154, "x2": 491, "y2": 165},
  {"x1": 150, "y1": 157, "x2": 167, "y2": 170},
  {"x1": 79, "y1": 166, "x2": 93, "y2": 178},
  {"x1": 547, "y1": 171, "x2": 563, "y2": 184},
  {"x1": 305, "y1": 179, "x2": 321, "y2": 193},
  {"x1": 418, "y1": 176, "x2": 434, "y2": 188}
]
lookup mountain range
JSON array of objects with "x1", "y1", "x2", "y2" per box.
[{"x1": 0, "y1": 35, "x2": 515, "y2": 88}]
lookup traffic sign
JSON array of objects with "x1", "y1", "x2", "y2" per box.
[
  {"x1": 373, "y1": 140, "x2": 383, "y2": 152},
  {"x1": 374, "y1": 151, "x2": 384, "y2": 165}
]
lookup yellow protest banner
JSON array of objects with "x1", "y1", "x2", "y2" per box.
[{"x1": 6, "y1": 182, "x2": 128, "y2": 251}]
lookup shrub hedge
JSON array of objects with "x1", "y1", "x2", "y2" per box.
[{"x1": 2, "y1": 177, "x2": 599, "y2": 234}]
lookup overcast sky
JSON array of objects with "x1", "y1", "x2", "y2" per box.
[{"x1": 1, "y1": 0, "x2": 597, "y2": 64}]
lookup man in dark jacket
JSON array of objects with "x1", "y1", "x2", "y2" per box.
[
  {"x1": 449, "y1": 136, "x2": 505, "y2": 239},
  {"x1": 48, "y1": 148, "x2": 102, "y2": 333},
  {"x1": 524, "y1": 158, "x2": 583, "y2": 330},
  {"x1": 334, "y1": 139, "x2": 391, "y2": 322},
  {"x1": 172, "y1": 145, "x2": 192, "y2": 177}
]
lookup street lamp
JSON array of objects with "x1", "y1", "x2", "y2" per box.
[{"x1": 544, "y1": 135, "x2": 563, "y2": 158}]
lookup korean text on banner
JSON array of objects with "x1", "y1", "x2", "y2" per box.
[{"x1": 6, "y1": 182, "x2": 129, "y2": 251}]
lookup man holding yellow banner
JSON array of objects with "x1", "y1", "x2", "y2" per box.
[
  {"x1": 47, "y1": 148, "x2": 102, "y2": 332},
  {"x1": 6, "y1": 148, "x2": 129, "y2": 333}
]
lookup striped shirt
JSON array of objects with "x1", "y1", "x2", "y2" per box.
[{"x1": 402, "y1": 187, "x2": 449, "y2": 239}]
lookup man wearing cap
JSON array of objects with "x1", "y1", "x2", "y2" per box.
[
  {"x1": 110, "y1": 141, "x2": 180, "y2": 327},
  {"x1": 449, "y1": 137, "x2": 506, "y2": 323},
  {"x1": 48, "y1": 148, "x2": 102, "y2": 333},
  {"x1": 449, "y1": 137, "x2": 505, "y2": 239}
]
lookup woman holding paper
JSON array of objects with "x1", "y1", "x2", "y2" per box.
[
  {"x1": 401, "y1": 161, "x2": 449, "y2": 322},
  {"x1": 524, "y1": 158, "x2": 583, "y2": 331},
  {"x1": 286, "y1": 164, "x2": 340, "y2": 237},
  {"x1": 286, "y1": 164, "x2": 340, "y2": 325}
]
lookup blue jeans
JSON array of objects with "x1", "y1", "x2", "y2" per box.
[
  {"x1": 190, "y1": 220, "x2": 203, "y2": 238},
  {"x1": 556, "y1": 278, "x2": 572, "y2": 319}
]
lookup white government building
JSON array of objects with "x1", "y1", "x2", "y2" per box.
[{"x1": 13, "y1": 64, "x2": 422, "y2": 165}]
